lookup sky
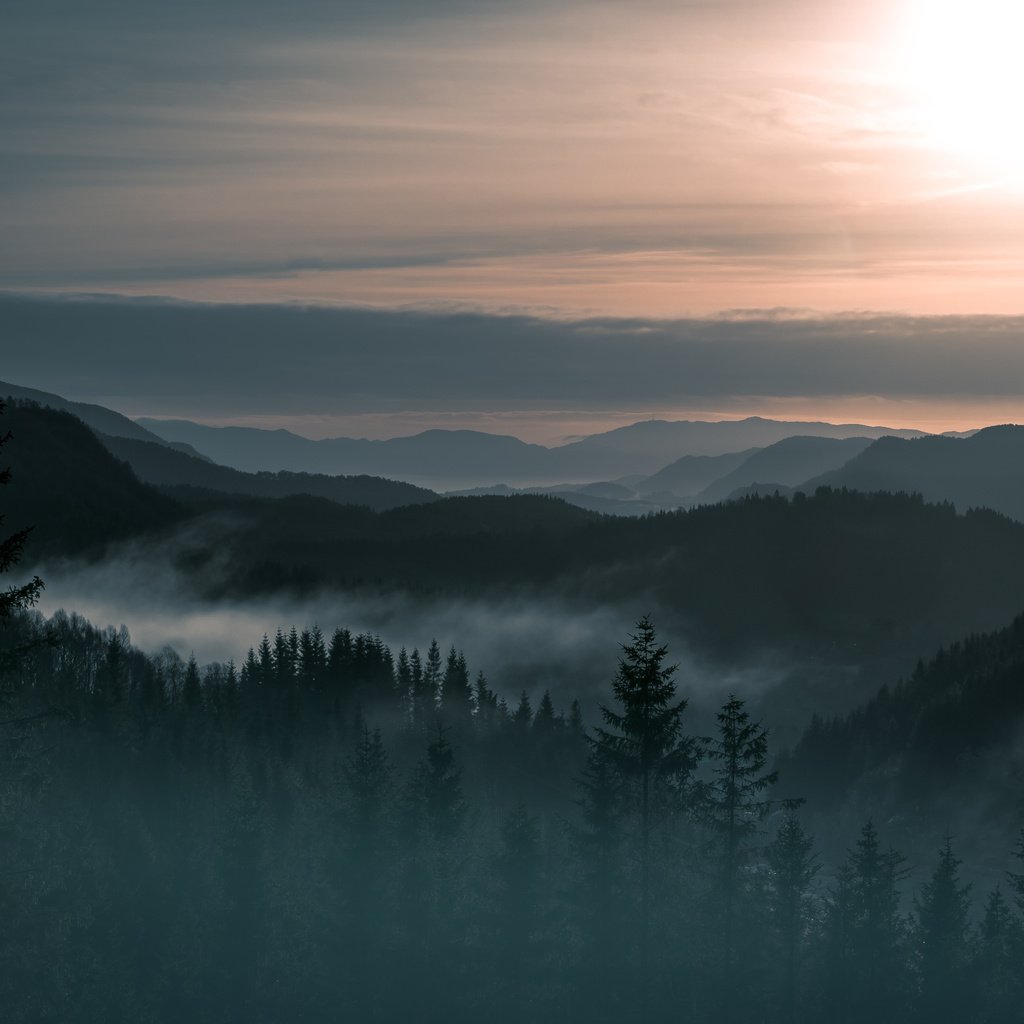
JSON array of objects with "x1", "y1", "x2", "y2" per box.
[{"x1": 3, "y1": 0, "x2": 1024, "y2": 440}]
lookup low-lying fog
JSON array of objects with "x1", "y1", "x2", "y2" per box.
[{"x1": 29, "y1": 548, "x2": 820, "y2": 736}]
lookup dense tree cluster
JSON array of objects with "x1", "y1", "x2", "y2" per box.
[{"x1": 0, "y1": 609, "x2": 1021, "y2": 1023}]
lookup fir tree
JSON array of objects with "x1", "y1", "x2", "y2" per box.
[
  {"x1": 182, "y1": 653, "x2": 202, "y2": 711},
  {"x1": 703, "y1": 694, "x2": 778, "y2": 1020},
  {"x1": 912, "y1": 838, "x2": 972, "y2": 1022},
  {"x1": 766, "y1": 802, "x2": 818, "y2": 1024},
  {"x1": 589, "y1": 616, "x2": 699, "y2": 1019},
  {"x1": 424, "y1": 639, "x2": 443, "y2": 713},
  {"x1": 0, "y1": 401, "x2": 44, "y2": 673}
]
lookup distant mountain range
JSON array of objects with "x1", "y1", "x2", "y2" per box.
[
  {"x1": 100, "y1": 434, "x2": 438, "y2": 512},
  {"x1": 9, "y1": 377, "x2": 1024, "y2": 525},
  {"x1": 137, "y1": 415, "x2": 924, "y2": 488},
  {"x1": 807, "y1": 427, "x2": 1024, "y2": 521},
  {"x1": 13, "y1": 398, "x2": 1024, "y2": 692},
  {"x1": 0, "y1": 379, "x2": 210, "y2": 459}
]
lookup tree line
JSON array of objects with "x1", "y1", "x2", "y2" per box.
[{"x1": 0, "y1": 608, "x2": 1021, "y2": 1023}]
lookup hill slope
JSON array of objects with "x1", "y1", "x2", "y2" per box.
[
  {"x1": 100, "y1": 434, "x2": 439, "y2": 511},
  {"x1": 2, "y1": 403, "x2": 182, "y2": 555},
  {"x1": 808, "y1": 425, "x2": 1024, "y2": 520},
  {"x1": 138, "y1": 415, "x2": 925, "y2": 485},
  {"x1": 695, "y1": 435, "x2": 873, "y2": 503}
]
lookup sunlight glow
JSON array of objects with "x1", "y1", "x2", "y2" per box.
[{"x1": 898, "y1": 0, "x2": 1024, "y2": 175}]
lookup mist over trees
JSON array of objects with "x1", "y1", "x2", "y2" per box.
[
  {"x1": 0, "y1": 605, "x2": 1022, "y2": 1023},
  {"x1": 3, "y1": 396, "x2": 1024, "y2": 1020}
]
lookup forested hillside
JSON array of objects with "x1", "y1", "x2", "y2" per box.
[{"x1": 1, "y1": 608, "x2": 1022, "y2": 1024}]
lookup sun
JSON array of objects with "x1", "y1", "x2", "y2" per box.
[{"x1": 896, "y1": 0, "x2": 1024, "y2": 175}]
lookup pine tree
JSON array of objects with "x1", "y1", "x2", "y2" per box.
[
  {"x1": 182, "y1": 653, "x2": 202, "y2": 711},
  {"x1": 473, "y1": 671, "x2": 500, "y2": 733},
  {"x1": 588, "y1": 616, "x2": 700, "y2": 1019},
  {"x1": 257, "y1": 634, "x2": 274, "y2": 687},
  {"x1": 513, "y1": 690, "x2": 533, "y2": 732},
  {"x1": 395, "y1": 647, "x2": 413, "y2": 724},
  {"x1": 418, "y1": 726, "x2": 466, "y2": 842},
  {"x1": 441, "y1": 646, "x2": 472, "y2": 724},
  {"x1": 409, "y1": 647, "x2": 431, "y2": 730},
  {"x1": 494, "y1": 802, "x2": 543, "y2": 1015},
  {"x1": 424, "y1": 639, "x2": 443, "y2": 713},
  {"x1": 766, "y1": 802, "x2": 818, "y2": 1023},
  {"x1": 973, "y1": 888, "x2": 1022, "y2": 1024},
  {"x1": 828, "y1": 820, "x2": 908, "y2": 1024},
  {"x1": 339, "y1": 725, "x2": 394, "y2": 1016},
  {"x1": 533, "y1": 690, "x2": 558, "y2": 739},
  {"x1": 912, "y1": 838, "x2": 972, "y2": 1022},
  {"x1": 703, "y1": 694, "x2": 778, "y2": 1021},
  {"x1": 0, "y1": 402, "x2": 44, "y2": 665}
]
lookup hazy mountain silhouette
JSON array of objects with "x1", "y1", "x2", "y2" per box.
[
  {"x1": 781, "y1": 607, "x2": 1024, "y2": 865},
  {"x1": 693, "y1": 435, "x2": 874, "y2": 504},
  {"x1": 100, "y1": 434, "x2": 439, "y2": 511},
  {"x1": 138, "y1": 415, "x2": 924, "y2": 486},
  {"x1": 633, "y1": 448, "x2": 761, "y2": 498},
  {"x1": 0, "y1": 379, "x2": 209, "y2": 459},
  {"x1": 2, "y1": 403, "x2": 182, "y2": 554},
  {"x1": 806, "y1": 425, "x2": 1024, "y2": 521},
  {"x1": 444, "y1": 480, "x2": 671, "y2": 515},
  {"x1": 15, "y1": 402, "x2": 1024, "y2": 693}
]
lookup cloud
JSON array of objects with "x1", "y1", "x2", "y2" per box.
[
  {"x1": 4, "y1": 293, "x2": 1024, "y2": 429},
  {"x1": 6, "y1": 0, "x2": 1022, "y2": 314}
]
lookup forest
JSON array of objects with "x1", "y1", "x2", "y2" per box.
[
  {"x1": 1, "y1": 605, "x2": 1022, "y2": 1023},
  {"x1": 3, "y1": 399, "x2": 1024, "y2": 1022}
]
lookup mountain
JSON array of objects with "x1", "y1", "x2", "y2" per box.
[
  {"x1": 138, "y1": 415, "x2": 926, "y2": 487},
  {"x1": 633, "y1": 449, "x2": 761, "y2": 498},
  {"x1": 2, "y1": 403, "x2": 182, "y2": 555},
  {"x1": 0, "y1": 379, "x2": 210, "y2": 460},
  {"x1": 18, "y1": 402, "x2": 1024, "y2": 696},
  {"x1": 444, "y1": 480, "x2": 670, "y2": 516},
  {"x1": 693, "y1": 435, "x2": 874, "y2": 504},
  {"x1": 99, "y1": 434, "x2": 439, "y2": 511},
  {"x1": 549, "y1": 416, "x2": 922, "y2": 477},
  {"x1": 780, "y1": 608, "x2": 1024, "y2": 866},
  {"x1": 807, "y1": 425, "x2": 1024, "y2": 521},
  {"x1": 136, "y1": 420, "x2": 555, "y2": 489}
]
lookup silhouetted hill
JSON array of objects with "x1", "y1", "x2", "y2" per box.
[
  {"x1": 2, "y1": 403, "x2": 182, "y2": 554},
  {"x1": 136, "y1": 420, "x2": 555, "y2": 487},
  {"x1": 808, "y1": 425, "x2": 1024, "y2": 520},
  {"x1": 550, "y1": 416, "x2": 922, "y2": 477},
  {"x1": 0, "y1": 379, "x2": 208, "y2": 458},
  {"x1": 694, "y1": 435, "x2": 873, "y2": 503},
  {"x1": 781, "y1": 609, "x2": 1024, "y2": 867},
  {"x1": 139, "y1": 415, "x2": 925, "y2": 486},
  {"x1": 17, "y1": 405, "x2": 1024, "y2": 689},
  {"x1": 99, "y1": 434, "x2": 439, "y2": 511},
  {"x1": 184, "y1": 487, "x2": 1024, "y2": 678},
  {"x1": 633, "y1": 449, "x2": 760, "y2": 498}
]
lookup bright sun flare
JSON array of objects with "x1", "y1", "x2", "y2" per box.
[{"x1": 898, "y1": 0, "x2": 1024, "y2": 175}]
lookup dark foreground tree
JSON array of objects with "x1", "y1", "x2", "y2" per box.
[
  {"x1": 587, "y1": 615, "x2": 700, "y2": 1019},
  {"x1": 0, "y1": 402, "x2": 44, "y2": 673},
  {"x1": 703, "y1": 694, "x2": 778, "y2": 1021},
  {"x1": 912, "y1": 838, "x2": 972, "y2": 1021}
]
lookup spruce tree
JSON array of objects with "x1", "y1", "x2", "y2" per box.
[
  {"x1": 424, "y1": 639, "x2": 443, "y2": 713},
  {"x1": 766, "y1": 802, "x2": 818, "y2": 1023},
  {"x1": 973, "y1": 888, "x2": 1022, "y2": 1024},
  {"x1": 912, "y1": 839, "x2": 972, "y2": 1022},
  {"x1": 588, "y1": 616, "x2": 699, "y2": 1019},
  {"x1": 828, "y1": 820, "x2": 908, "y2": 1024},
  {"x1": 0, "y1": 402, "x2": 44, "y2": 673},
  {"x1": 703, "y1": 694, "x2": 777, "y2": 1020}
]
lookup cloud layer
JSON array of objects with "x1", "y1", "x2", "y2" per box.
[
  {"x1": 5, "y1": 0, "x2": 1024, "y2": 314},
  {"x1": 4, "y1": 293, "x2": 1024, "y2": 439}
]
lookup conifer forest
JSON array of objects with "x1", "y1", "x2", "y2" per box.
[{"x1": 3, "y1": 396, "x2": 1024, "y2": 1022}]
